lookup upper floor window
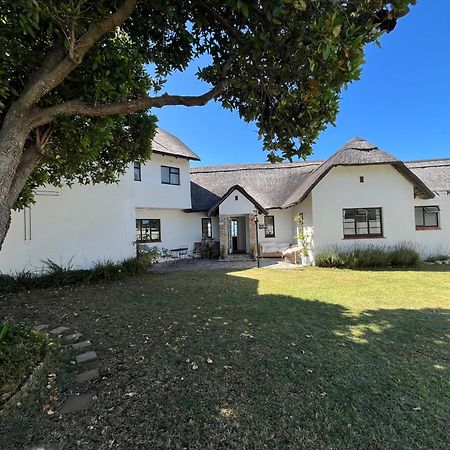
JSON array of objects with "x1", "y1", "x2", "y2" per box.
[
  {"x1": 136, "y1": 219, "x2": 161, "y2": 242},
  {"x1": 264, "y1": 215, "x2": 275, "y2": 238},
  {"x1": 415, "y1": 206, "x2": 440, "y2": 230},
  {"x1": 343, "y1": 207, "x2": 383, "y2": 238},
  {"x1": 134, "y1": 162, "x2": 141, "y2": 181},
  {"x1": 202, "y1": 218, "x2": 212, "y2": 238},
  {"x1": 161, "y1": 166, "x2": 180, "y2": 185}
]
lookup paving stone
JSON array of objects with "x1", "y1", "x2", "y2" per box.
[
  {"x1": 30, "y1": 444, "x2": 65, "y2": 450},
  {"x1": 72, "y1": 340, "x2": 91, "y2": 350},
  {"x1": 49, "y1": 326, "x2": 70, "y2": 335},
  {"x1": 64, "y1": 332, "x2": 83, "y2": 342},
  {"x1": 76, "y1": 368, "x2": 100, "y2": 383},
  {"x1": 35, "y1": 324, "x2": 49, "y2": 331},
  {"x1": 60, "y1": 393, "x2": 94, "y2": 414},
  {"x1": 75, "y1": 351, "x2": 97, "y2": 364}
]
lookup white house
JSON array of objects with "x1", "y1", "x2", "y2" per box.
[{"x1": 1, "y1": 130, "x2": 449, "y2": 273}]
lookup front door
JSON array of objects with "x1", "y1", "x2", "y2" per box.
[{"x1": 230, "y1": 217, "x2": 246, "y2": 253}]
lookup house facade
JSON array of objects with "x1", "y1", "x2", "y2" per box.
[{"x1": 0, "y1": 129, "x2": 449, "y2": 273}]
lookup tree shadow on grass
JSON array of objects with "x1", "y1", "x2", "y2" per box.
[{"x1": 0, "y1": 268, "x2": 449, "y2": 449}]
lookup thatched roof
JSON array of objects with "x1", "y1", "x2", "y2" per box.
[
  {"x1": 189, "y1": 138, "x2": 445, "y2": 212},
  {"x1": 406, "y1": 159, "x2": 450, "y2": 195},
  {"x1": 190, "y1": 161, "x2": 319, "y2": 212},
  {"x1": 281, "y1": 137, "x2": 434, "y2": 207},
  {"x1": 152, "y1": 128, "x2": 201, "y2": 161}
]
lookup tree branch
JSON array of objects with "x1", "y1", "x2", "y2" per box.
[
  {"x1": 31, "y1": 83, "x2": 226, "y2": 127},
  {"x1": 194, "y1": 0, "x2": 241, "y2": 40},
  {"x1": 17, "y1": 0, "x2": 138, "y2": 112},
  {"x1": 31, "y1": 54, "x2": 234, "y2": 127}
]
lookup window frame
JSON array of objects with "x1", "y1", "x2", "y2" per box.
[
  {"x1": 201, "y1": 218, "x2": 213, "y2": 238},
  {"x1": 134, "y1": 162, "x2": 142, "y2": 181},
  {"x1": 264, "y1": 215, "x2": 276, "y2": 238},
  {"x1": 161, "y1": 165, "x2": 180, "y2": 185},
  {"x1": 342, "y1": 207, "x2": 383, "y2": 239},
  {"x1": 415, "y1": 205, "x2": 440, "y2": 230},
  {"x1": 136, "y1": 218, "x2": 161, "y2": 243}
]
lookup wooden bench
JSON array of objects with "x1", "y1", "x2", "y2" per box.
[{"x1": 170, "y1": 247, "x2": 189, "y2": 259}]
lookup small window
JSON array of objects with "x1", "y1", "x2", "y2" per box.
[
  {"x1": 202, "y1": 218, "x2": 212, "y2": 238},
  {"x1": 264, "y1": 215, "x2": 275, "y2": 238},
  {"x1": 136, "y1": 219, "x2": 161, "y2": 242},
  {"x1": 161, "y1": 166, "x2": 180, "y2": 185},
  {"x1": 134, "y1": 162, "x2": 141, "y2": 181},
  {"x1": 343, "y1": 207, "x2": 383, "y2": 238},
  {"x1": 360, "y1": 176, "x2": 365, "y2": 183},
  {"x1": 235, "y1": 195, "x2": 238, "y2": 201},
  {"x1": 415, "y1": 206, "x2": 440, "y2": 229}
]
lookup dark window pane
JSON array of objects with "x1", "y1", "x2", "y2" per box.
[
  {"x1": 202, "y1": 218, "x2": 212, "y2": 238},
  {"x1": 265, "y1": 216, "x2": 275, "y2": 237},
  {"x1": 161, "y1": 166, "x2": 180, "y2": 185},
  {"x1": 343, "y1": 208, "x2": 382, "y2": 237},
  {"x1": 134, "y1": 162, "x2": 141, "y2": 181}
]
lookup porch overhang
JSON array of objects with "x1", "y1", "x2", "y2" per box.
[{"x1": 207, "y1": 185, "x2": 268, "y2": 216}]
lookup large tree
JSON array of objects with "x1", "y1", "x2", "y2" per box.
[{"x1": 0, "y1": 0, "x2": 413, "y2": 249}]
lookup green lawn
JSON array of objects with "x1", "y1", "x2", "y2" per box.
[{"x1": 1, "y1": 266, "x2": 449, "y2": 449}]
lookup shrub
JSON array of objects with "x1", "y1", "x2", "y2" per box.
[
  {"x1": 0, "y1": 248, "x2": 168, "y2": 294},
  {"x1": 315, "y1": 249, "x2": 344, "y2": 268},
  {"x1": 424, "y1": 254, "x2": 450, "y2": 263},
  {"x1": 316, "y1": 244, "x2": 420, "y2": 269}
]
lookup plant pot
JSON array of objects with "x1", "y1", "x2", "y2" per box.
[{"x1": 301, "y1": 254, "x2": 311, "y2": 266}]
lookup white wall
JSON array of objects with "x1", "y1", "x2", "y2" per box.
[
  {"x1": 219, "y1": 189, "x2": 256, "y2": 215},
  {"x1": 311, "y1": 165, "x2": 417, "y2": 251},
  {"x1": 258, "y1": 208, "x2": 295, "y2": 246},
  {"x1": 135, "y1": 209, "x2": 218, "y2": 254},
  {"x1": 414, "y1": 195, "x2": 450, "y2": 257},
  {"x1": 134, "y1": 154, "x2": 192, "y2": 209},
  {"x1": 0, "y1": 179, "x2": 136, "y2": 273}
]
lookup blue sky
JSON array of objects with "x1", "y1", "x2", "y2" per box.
[{"x1": 151, "y1": 1, "x2": 450, "y2": 166}]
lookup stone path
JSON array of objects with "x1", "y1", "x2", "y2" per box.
[
  {"x1": 149, "y1": 257, "x2": 301, "y2": 273},
  {"x1": 30, "y1": 321, "x2": 101, "y2": 449}
]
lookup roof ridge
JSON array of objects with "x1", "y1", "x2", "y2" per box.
[
  {"x1": 190, "y1": 161, "x2": 322, "y2": 173},
  {"x1": 405, "y1": 157, "x2": 450, "y2": 164}
]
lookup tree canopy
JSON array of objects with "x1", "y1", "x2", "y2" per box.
[{"x1": 0, "y1": 0, "x2": 414, "y2": 211}]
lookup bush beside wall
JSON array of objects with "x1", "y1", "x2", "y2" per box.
[
  {"x1": 316, "y1": 244, "x2": 421, "y2": 269},
  {"x1": 0, "y1": 250, "x2": 162, "y2": 294}
]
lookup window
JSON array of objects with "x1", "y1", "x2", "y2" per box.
[
  {"x1": 136, "y1": 219, "x2": 161, "y2": 242},
  {"x1": 264, "y1": 215, "x2": 275, "y2": 238},
  {"x1": 161, "y1": 166, "x2": 180, "y2": 185},
  {"x1": 343, "y1": 208, "x2": 383, "y2": 238},
  {"x1": 202, "y1": 218, "x2": 212, "y2": 238},
  {"x1": 415, "y1": 206, "x2": 440, "y2": 229},
  {"x1": 134, "y1": 162, "x2": 141, "y2": 181}
]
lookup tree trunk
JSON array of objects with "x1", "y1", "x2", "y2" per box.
[{"x1": 0, "y1": 109, "x2": 32, "y2": 252}]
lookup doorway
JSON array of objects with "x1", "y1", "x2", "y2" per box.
[{"x1": 229, "y1": 217, "x2": 247, "y2": 253}]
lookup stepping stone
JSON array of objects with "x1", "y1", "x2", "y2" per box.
[
  {"x1": 75, "y1": 351, "x2": 97, "y2": 364},
  {"x1": 35, "y1": 324, "x2": 49, "y2": 331},
  {"x1": 72, "y1": 340, "x2": 91, "y2": 350},
  {"x1": 60, "y1": 393, "x2": 94, "y2": 414},
  {"x1": 76, "y1": 368, "x2": 100, "y2": 383},
  {"x1": 49, "y1": 326, "x2": 70, "y2": 335},
  {"x1": 64, "y1": 332, "x2": 83, "y2": 342},
  {"x1": 31, "y1": 444, "x2": 65, "y2": 450}
]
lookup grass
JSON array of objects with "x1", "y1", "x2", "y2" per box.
[
  {"x1": 0, "y1": 266, "x2": 449, "y2": 449},
  {"x1": 0, "y1": 322, "x2": 49, "y2": 401}
]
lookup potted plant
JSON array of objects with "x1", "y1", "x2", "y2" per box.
[{"x1": 250, "y1": 244, "x2": 257, "y2": 260}]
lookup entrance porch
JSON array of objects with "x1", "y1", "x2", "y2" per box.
[{"x1": 219, "y1": 214, "x2": 257, "y2": 258}]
